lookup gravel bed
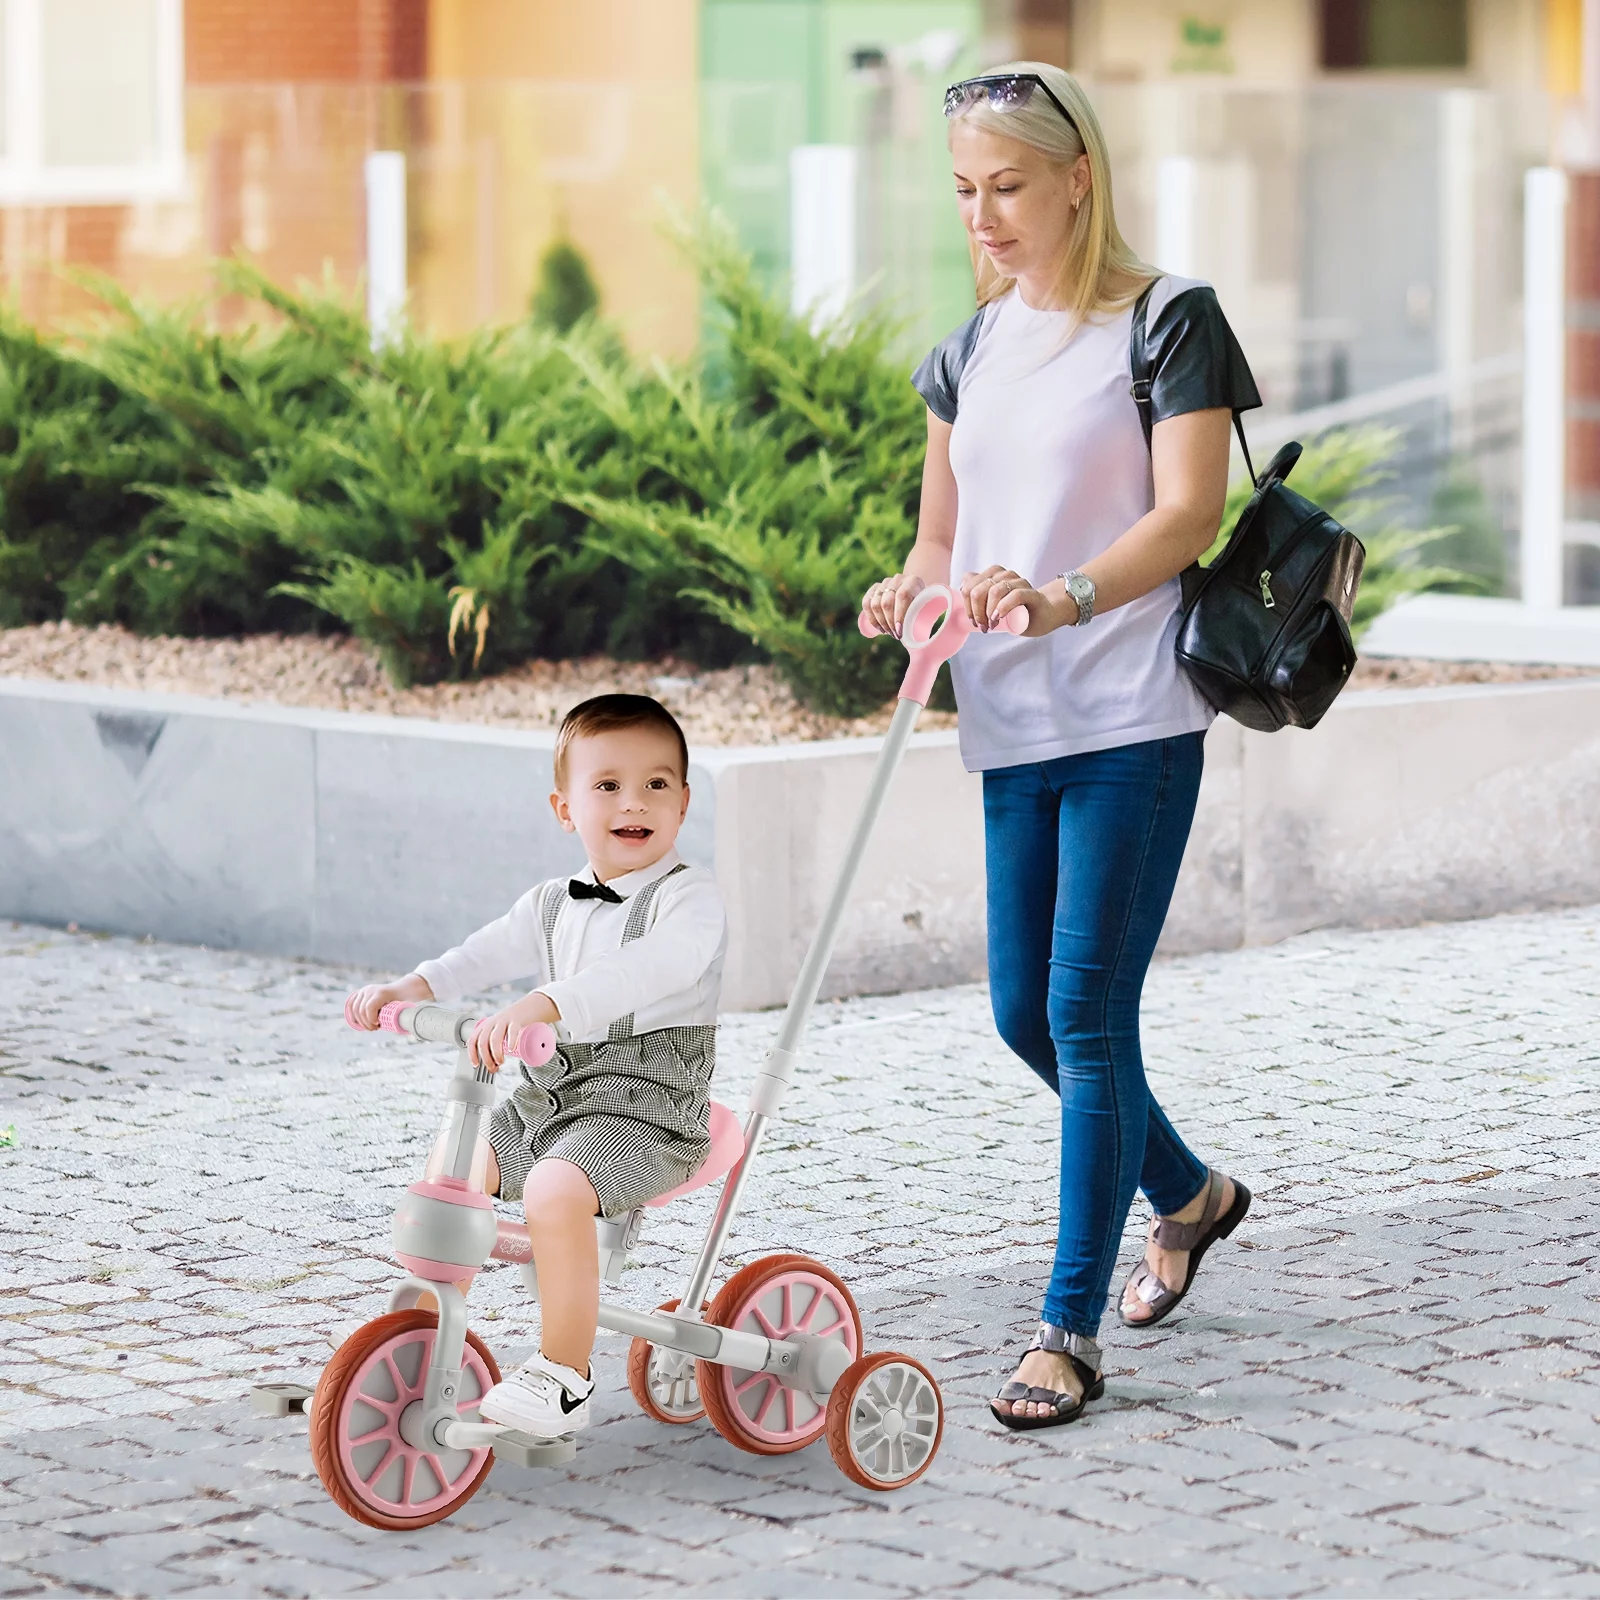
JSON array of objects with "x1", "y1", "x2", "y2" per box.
[
  {"x1": 0, "y1": 621, "x2": 955, "y2": 746},
  {"x1": 1, "y1": 621, "x2": 1592, "y2": 745}
]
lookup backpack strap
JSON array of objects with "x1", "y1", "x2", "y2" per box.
[
  {"x1": 606, "y1": 862, "x2": 690, "y2": 1042},
  {"x1": 1129, "y1": 278, "x2": 1257, "y2": 486}
]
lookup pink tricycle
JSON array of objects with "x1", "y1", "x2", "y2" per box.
[{"x1": 263, "y1": 586, "x2": 1020, "y2": 1529}]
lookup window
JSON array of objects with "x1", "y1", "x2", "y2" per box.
[
  {"x1": 1320, "y1": 0, "x2": 1469, "y2": 71},
  {"x1": 0, "y1": 0, "x2": 183, "y2": 202}
]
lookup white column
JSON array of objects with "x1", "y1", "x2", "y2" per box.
[
  {"x1": 1521, "y1": 167, "x2": 1568, "y2": 611},
  {"x1": 1155, "y1": 155, "x2": 1200, "y2": 278},
  {"x1": 789, "y1": 145, "x2": 857, "y2": 328},
  {"x1": 1438, "y1": 91, "x2": 1477, "y2": 449},
  {"x1": 365, "y1": 150, "x2": 407, "y2": 350}
]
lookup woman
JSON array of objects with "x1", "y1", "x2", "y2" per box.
[{"x1": 862, "y1": 64, "x2": 1257, "y2": 1430}]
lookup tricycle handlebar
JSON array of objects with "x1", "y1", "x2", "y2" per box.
[{"x1": 362, "y1": 1000, "x2": 557, "y2": 1067}]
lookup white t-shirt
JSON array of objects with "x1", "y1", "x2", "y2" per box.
[{"x1": 911, "y1": 275, "x2": 1260, "y2": 773}]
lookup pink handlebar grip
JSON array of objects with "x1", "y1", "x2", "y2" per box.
[
  {"x1": 513, "y1": 1023, "x2": 557, "y2": 1067},
  {"x1": 376, "y1": 1002, "x2": 409, "y2": 1035}
]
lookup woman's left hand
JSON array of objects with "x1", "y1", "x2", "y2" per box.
[{"x1": 961, "y1": 566, "x2": 1073, "y2": 637}]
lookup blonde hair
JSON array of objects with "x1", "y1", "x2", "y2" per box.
[{"x1": 948, "y1": 62, "x2": 1152, "y2": 324}]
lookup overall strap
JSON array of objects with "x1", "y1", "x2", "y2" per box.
[
  {"x1": 607, "y1": 863, "x2": 690, "y2": 1043},
  {"x1": 1129, "y1": 279, "x2": 1256, "y2": 486},
  {"x1": 539, "y1": 879, "x2": 563, "y2": 985}
]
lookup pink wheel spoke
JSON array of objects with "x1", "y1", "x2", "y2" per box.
[
  {"x1": 784, "y1": 1387, "x2": 797, "y2": 1431},
  {"x1": 346, "y1": 1424, "x2": 393, "y2": 1447},
  {"x1": 751, "y1": 1377, "x2": 780, "y2": 1426},
  {"x1": 781, "y1": 1283, "x2": 795, "y2": 1334},
  {"x1": 733, "y1": 1370, "x2": 769, "y2": 1397},
  {"x1": 398, "y1": 1451, "x2": 416, "y2": 1507},
  {"x1": 809, "y1": 1314, "x2": 848, "y2": 1340},
  {"x1": 424, "y1": 1452, "x2": 454, "y2": 1492},
  {"x1": 382, "y1": 1352, "x2": 415, "y2": 1403},
  {"x1": 360, "y1": 1442, "x2": 396, "y2": 1489},
  {"x1": 796, "y1": 1295, "x2": 820, "y2": 1332},
  {"x1": 748, "y1": 1304, "x2": 782, "y2": 1340}
]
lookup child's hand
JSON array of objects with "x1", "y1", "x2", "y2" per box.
[
  {"x1": 469, "y1": 992, "x2": 561, "y2": 1072},
  {"x1": 345, "y1": 973, "x2": 433, "y2": 1030}
]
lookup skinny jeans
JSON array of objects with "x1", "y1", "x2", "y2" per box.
[{"x1": 982, "y1": 732, "x2": 1210, "y2": 1336}]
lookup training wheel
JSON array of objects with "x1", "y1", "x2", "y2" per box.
[
  {"x1": 627, "y1": 1298, "x2": 707, "y2": 1425},
  {"x1": 826, "y1": 1351, "x2": 943, "y2": 1490},
  {"x1": 699, "y1": 1253, "x2": 862, "y2": 1455},
  {"x1": 310, "y1": 1310, "x2": 501, "y2": 1530}
]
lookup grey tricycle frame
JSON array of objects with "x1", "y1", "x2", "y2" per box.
[{"x1": 385, "y1": 693, "x2": 928, "y2": 1465}]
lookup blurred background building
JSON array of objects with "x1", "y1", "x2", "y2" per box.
[{"x1": 7, "y1": 0, "x2": 1600, "y2": 598}]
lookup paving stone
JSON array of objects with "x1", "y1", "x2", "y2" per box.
[{"x1": 5, "y1": 909, "x2": 1600, "y2": 1595}]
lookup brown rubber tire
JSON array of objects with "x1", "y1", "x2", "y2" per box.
[
  {"x1": 698, "y1": 1254, "x2": 863, "y2": 1457},
  {"x1": 626, "y1": 1298, "x2": 709, "y2": 1424},
  {"x1": 826, "y1": 1351, "x2": 944, "y2": 1491},
  {"x1": 310, "y1": 1309, "x2": 501, "y2": 1531}
]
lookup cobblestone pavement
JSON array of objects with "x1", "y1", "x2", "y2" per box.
[{"x1": 2, "y1": 905, "x2": 1599, "y2": 1598}]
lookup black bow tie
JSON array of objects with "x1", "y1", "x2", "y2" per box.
[{"x1": 568, "y1": 878, "x2": 624, "y2": 904}]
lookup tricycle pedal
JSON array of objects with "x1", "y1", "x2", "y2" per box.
[{"x1": 251, "y1": 1381, "x2": 315, "y2": 1418}]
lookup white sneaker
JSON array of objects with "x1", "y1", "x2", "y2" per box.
[{"x1": 479, "y1": 1352, "x2": 594, "y2": 1438}]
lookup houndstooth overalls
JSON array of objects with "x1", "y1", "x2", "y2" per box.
[{"x1": 485, "y1": 863, "x2": 715, "y2": 1218}]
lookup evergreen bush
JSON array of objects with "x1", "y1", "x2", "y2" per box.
[{"x1": 0, "y1": 225, "x2": 1466, "y2": 716}]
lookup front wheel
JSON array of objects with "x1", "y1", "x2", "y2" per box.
[
  {"x1": 310, "y1": 1310, "x2": 500, "y2": 1530},
  {"x1": 826, "y1": 1352, "x2": 943, "y2": 1490}
]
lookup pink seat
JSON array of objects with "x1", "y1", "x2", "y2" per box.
[{"x1": 645, "y1": 1101, "x2": 745, "y2": 1208}]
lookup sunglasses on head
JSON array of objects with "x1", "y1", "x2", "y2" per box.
[{"x1": 943, "y1": 73, "x2": 1081, "y2": 141}]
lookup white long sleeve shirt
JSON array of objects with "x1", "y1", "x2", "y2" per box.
[{"x1": 413, "y1": 850, "x2": 727, "y2": 1043}]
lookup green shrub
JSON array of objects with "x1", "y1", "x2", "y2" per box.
[
  {"x1": 0, "y1": 229, "x2": 1470, "y2": 715},
  {"x1": 531, "y1": 239, "x2": 601, "y2": 333}
]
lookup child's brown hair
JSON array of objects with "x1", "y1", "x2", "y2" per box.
[{"x1": 553, "y1": 694, "x2": 689, "y2": 788}]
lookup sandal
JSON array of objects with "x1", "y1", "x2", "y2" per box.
[
  {"x1": 1119, "y1": 1169, "x2": 1251, "y2": 1330},
  {"x1": 989, "y1": 1324, "x2": 1106, "y2": 1433}
]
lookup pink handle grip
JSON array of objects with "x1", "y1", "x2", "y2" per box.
[
  {"x1": 859, "y1": 586, "x2": 1029, "y2": 706},
  {"x1": 512, "y1": 1023, "x2": 557, "y2": 1067},
  {"x1": 376, "y1": 1002, "x2": 409, "y2": 1034}
]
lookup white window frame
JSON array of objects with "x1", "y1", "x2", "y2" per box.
[{"x1": 0, "y1": 0, "x2": 185, "y2": 204}]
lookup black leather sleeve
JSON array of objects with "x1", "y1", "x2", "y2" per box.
[
  {"x1": 910, "y1": 308, "x2": 986, "y2": 424},
  {"x1": 1145, "y1": 286, "x2": 1262, "y2": 424}
]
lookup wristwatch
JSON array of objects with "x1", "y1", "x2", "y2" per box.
[{"x1": 1059, "y1": 570, "x2": 1096, "y2": 626}]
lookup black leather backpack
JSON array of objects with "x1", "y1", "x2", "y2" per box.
[{"x1": 1131, "y1": 288, "x2": 1366, "y2": 733}]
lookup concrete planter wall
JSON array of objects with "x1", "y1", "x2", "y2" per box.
[{"x1": 4, "y1": 677, "x2": 1600, "y2": 1011}]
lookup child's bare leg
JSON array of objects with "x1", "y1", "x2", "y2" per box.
[
  {"x1": 416, "y1": 1146, "x2": 502, "y2": 1313},
  {"x1": 522, "y1": 1159, "x2": 601, "y2": 1374}
]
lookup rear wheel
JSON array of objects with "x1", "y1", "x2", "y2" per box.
[
  {"x1": 627, "y1": 1298, "x2": 707, "y2": 1424},
  {"x1": 699, "y1": 1254, "x2": 862, "y2": 1455},
  {"x1": 826, "y1": 1352, "x2": 943, "y2": 1490},
  {"x1": 310, "y1": 1310, "x2": 500, "y2": 1530}
]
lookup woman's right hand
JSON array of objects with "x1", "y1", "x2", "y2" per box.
[
  {"x1": 346, "y1": 972, "x2": 433, "y2": 1030},
  {"x1": 860, "y1": 573, "x2": 926, "y2": 639}
]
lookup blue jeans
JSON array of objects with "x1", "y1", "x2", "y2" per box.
[{"x1": 983, "y1": 733, "x2": 1210, "y2": 1336}]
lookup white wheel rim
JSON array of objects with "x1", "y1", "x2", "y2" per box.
[
  {"x1": 848, "y1": 1362, "x2": 940, "y2": 1485},
  {"x1": 647, "y1": 1344, "x2": 701, "y2": 1418}
]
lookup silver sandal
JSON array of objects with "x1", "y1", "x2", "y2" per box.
[
  {"x1": 989, "y1": 1324, "x2": 1106, "y2": 1433},
  {"x1": 1119, "y1": 1170, "x2": 1252, "y2": 1329}
]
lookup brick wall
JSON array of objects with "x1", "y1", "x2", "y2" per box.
[{"x1": 185, "y1": 0, "x2": 427, "y2": 84}]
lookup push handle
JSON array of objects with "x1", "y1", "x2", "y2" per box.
[
  {"x1": 363, "y1": 1001, "x2": 556, "y2": 1066},
  {"x1": 858, "y1": 584, "x2": 1029, "y2": 706}
]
